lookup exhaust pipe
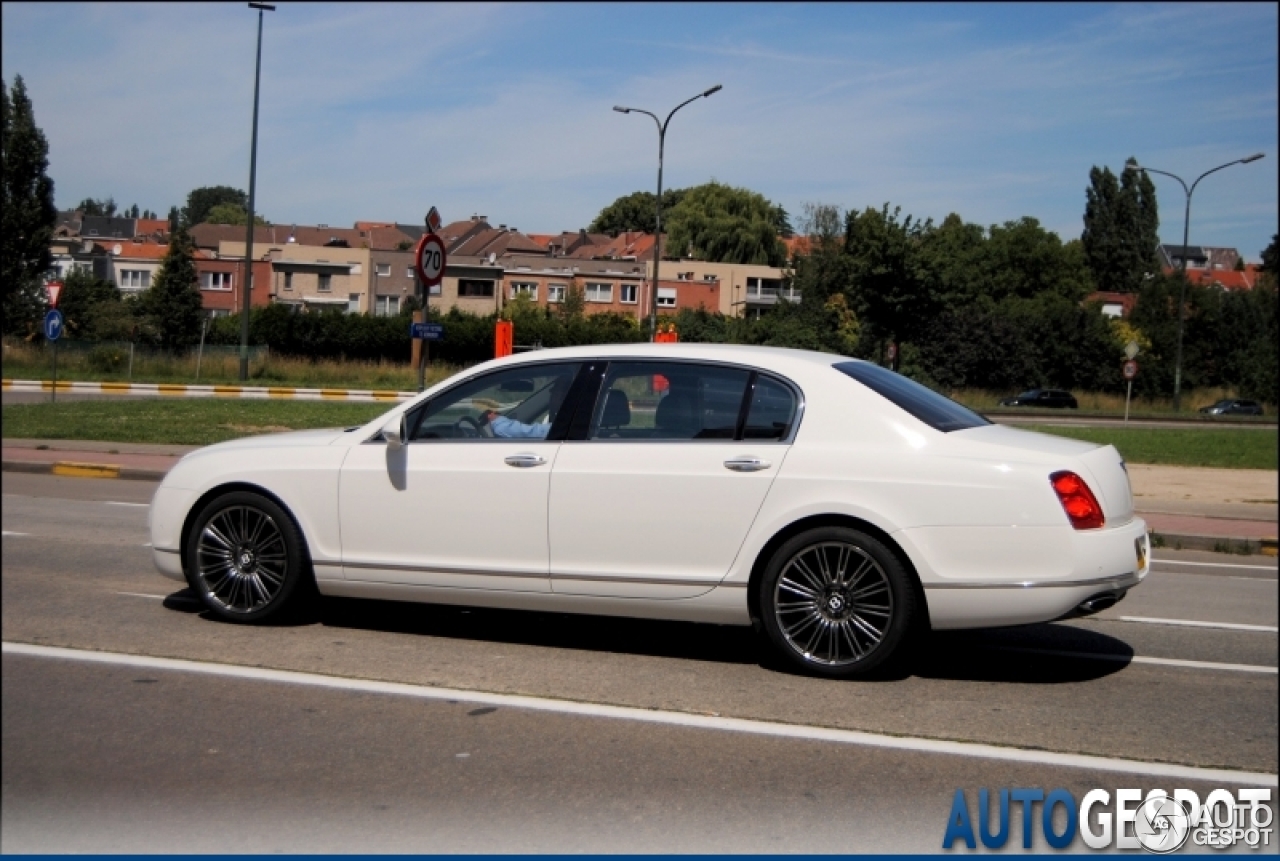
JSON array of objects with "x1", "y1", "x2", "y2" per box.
[{"x1": 1075, "y1": 590, "x2": 1126, "y2": 616}]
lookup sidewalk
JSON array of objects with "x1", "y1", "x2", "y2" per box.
[{"x1": 2, "y1": 438, "x2": 1276, "y2": 555}]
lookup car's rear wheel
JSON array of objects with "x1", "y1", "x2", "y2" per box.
[
  {"x1": 184, "y1": 491, "x2": 310, "y2": 623},
  {"x1": 759, "y1": 527, "x2": 917, "y2": 678}
]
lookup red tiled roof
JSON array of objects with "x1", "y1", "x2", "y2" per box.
[{"x1": 1180, "y1": 265, "x2": 1260, "y2": 291}]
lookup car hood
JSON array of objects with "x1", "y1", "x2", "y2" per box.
[{"x1": 183, "y1": 427, "x2": 352, "y2": 460}]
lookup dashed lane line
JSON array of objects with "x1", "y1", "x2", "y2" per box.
[
  {"x1": 987, "y1": 645, "x2": 1277, "y2": 675},
  {"x1": 1118, "y1": 616, "x2": 1278, "y2": 633},
  {"x1": 2, "y1": 642, "x2": 1274, "y2": 788},
  {"x1": 1151, "y1": 558, "x2": 1277, "y2": 571}
]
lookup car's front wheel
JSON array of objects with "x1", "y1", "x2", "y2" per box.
[
  {"x1": 759, "y1": 527, "x2": 917, "y2": 678},
  {"x1": 184, "y1": 491, "x2": 310, "y2": 623}
]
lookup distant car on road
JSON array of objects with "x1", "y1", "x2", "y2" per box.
[
  {"x1": 1198, "y1": 398, "x2": 1264, "y2": 416},
  {"x1": 999, "y1": 389, "x2": 1079, "y2": 409}
]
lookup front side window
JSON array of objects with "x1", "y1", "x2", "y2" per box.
[
  {"x1": 120, "y1": 269, "x2": 151, "y2": 289},
  {"x1": 458, "y1": 279, "x2": 495, "y2": 297},
  {"x1": 347, "y1": 293, "x2": 361, "y2": 313},
  {"x1": 585, "y1": 282, "x2": 612, "y2": 303},
  {"x1": 318, "y1": 273, "x2": 332, "y2": 292},
  {"x1": 374, "y1": 295, "x2": 400, "y2": 316},
  {"x1": 548, "y1": 283, "x2": 567, "y2": 303},
  {"x1": 834, "y1": 361, "x2": 989, "y2": 433},
  {"x1": 411, "y1": 363, "x2": 582, "y2": 441},
  {"x1": 200, "y1": 272, "x2": 232, "y2": 290},
  {"x1": 510, "y1": 281, "x2": 538, "y2": 300},
  {"x1": 589, "y1": 361, "x2": 752, "y2": 441},
  {"x1": 620, "y1": 284, "x2": 638, "y2": 304},
  {"x1": 657, "y1": 287, "x2": 677, "y2": 307}
]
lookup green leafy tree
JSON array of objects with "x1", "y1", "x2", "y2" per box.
[
  {"x1": 1261, "y1": 234, "x2": 1279, "y2": 281},
  {"x1": 76, "y1": 196, "x2": 117, "y2": 217},
  {"x1": 126, "y1": 203, "x2": 140, "y2": 219},
  {"x1": 665, "y1": 181, "x2": 787, "y2": 265},
  {"x1": 204, "y1": 201, "x2": 267, "y2": 226},
  {"x1": 137, "y1": 227, "x2": 203, "y2": 350},
  {"x1": 772, "y1": 204, "x2": 794, "y2": 239},
  {"x1": 182, "y1": 185, "x2": 248, "y2": 228},
  {"x1": 1081, "y1": 162, "x2": 1159, "y2": 293},
  {"x1": 842, "y1": 203, "x2": 934, "y2": 347},
  {"x1": 56, "y1": 268, "x2": 120, "y2": 339},
  {"x1": 589, "y1": 189, "x2": 686, "y2": 236},
  {"x1": 167, "y1": 206, "x2": 181, "y2": 234},
  {"x1": 558, "y1": 283, "x2": 586, "y2": 319},
  {"x1": 1, "y1": 75, "x2": 58, "y2": 334}
]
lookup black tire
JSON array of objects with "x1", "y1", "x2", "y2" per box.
[
  {"x1": 184, "y1": 491, "x2": 311, "y2": 623},
  {"x1": 758, "y1": 526, "x2": 917, "y2": 679}
]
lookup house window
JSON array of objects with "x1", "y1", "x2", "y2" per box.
[
  {"x1": 585, "y1": 282, "x2": 612, "y2": 303},
  {"x1": 657, "y1": 287, "x2": 677, "y2": 307},
  {"x1": 620, "y1": 284, "x2": 638, "y2": 304},
  {"x1": 375, "y1": 295, "x2": 400, "y2": 316},
  {"x1": 407, "y1": 267, "x2": 415, "y2": 279},
  {"x1": 200, "y1": 272, "x2": 233, "y2": 291},
  {"x1": 458, "y1": 279, "x2": 495, "y2": 297},
  {"x1": 348, "y1": 293, "x2": 361, "y2": 313},
  {"x1": 119, "y1": 269, "x2": 150, "y2": 290},
  {"x1": 376, "y1": 263, "x2": 391, "y2": 277},
  {"x1": 510, "y1": 281, "x2": 538, "y2": 300},
  {"x1": 208, "y1": 309, "x2": 231, "y2": 319},
  {"x1": 547, "y1": 283, "x2": 567, "y2": 303},
  {"x1": 703, "y1": 274, "x2": 717, "y2": 282},
  {"x1": 318, "y1": 273, "x2": 332, "y2": 292},
  {"x1": 284, "y1": 272, "x2": 293, "y2": 291}
]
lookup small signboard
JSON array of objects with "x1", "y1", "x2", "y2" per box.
[
  {"x1": 415, "y1": 233, "x2": 447, "y2": 288},
  {"x1": 426, "y1": 206, "x2": 443, "y2": 234},
  {"x1": 46, "y1": 281, "x2": 63, "y2": 309},
  {"x1": 411, "y1": 322, "x2": 444, "y2": 341},
  {"x1": 1122, "y1": 359, "x2": 1139, "y2": 380},
  {"x1": 43, "y1": 309, "x2": 64, "y2": 341}
]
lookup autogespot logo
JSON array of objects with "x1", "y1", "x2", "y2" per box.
[{"x1": 942, "y1": 787, "x2": 1273, "y2": 852}]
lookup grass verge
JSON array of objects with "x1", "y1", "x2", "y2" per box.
[
  {"x1": 1, "y1": 400, "x2": 389, "y2": 446},
  {"x1": 1024, "y1": 425, "x2": 1278, "y2": 471}
]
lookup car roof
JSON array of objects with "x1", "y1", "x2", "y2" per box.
[{"x1": 479, "y1": 343, "x2": 854, "y2": 376}]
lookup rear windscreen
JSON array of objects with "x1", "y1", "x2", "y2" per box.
[{"x1": 834, "y1": 361, "x2": 990, "y2": 432}]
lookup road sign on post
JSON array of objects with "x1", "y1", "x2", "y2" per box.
[
  {"x1": 495, "y1": 320, "x2": 514, "y2": 357},
  {"x1": 415, "y1": 233, "x2": 447, "y2": 289},
  {"x1": 411, "y1": 322, "x2": 444, "y2": 341},
  {"x1": 46, "y1": 281, "x2": 63, "y2": 309},
  {"x1": 1122, "y1": 360, "x2": 1139, "y2": 380},
  {"x1": 44, "y1": 309, "x2": 64, "y2": 404},
  {"x1": 1122, "y1": 359, "x2": 1139, "y2": 424}
]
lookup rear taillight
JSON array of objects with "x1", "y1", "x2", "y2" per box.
[{"x1": 1050, "y1": 471, "x2": 1105, "y2": 530}]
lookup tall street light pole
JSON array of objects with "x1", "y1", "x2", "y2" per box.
[
  {"x1": 614, "y1": 84, "x2": 722, "y2": 342},
  {"x1": 1125, "y1": 153, "x2": 1264, "y2": 411},
  {"x1": 240, "y1": 2, "x2": 275, "y2": 381}
]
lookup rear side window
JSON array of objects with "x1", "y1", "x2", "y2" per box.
[
  {"x1": 834, "y1": 361, "x2": 989, "y2": 432},
  {"x1": 743, "y1": 375, "x2": 797, "y2": 440}
]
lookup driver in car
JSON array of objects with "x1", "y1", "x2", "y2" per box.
[{"x1": 480, "y1": 376, "x2": 571, "y2": 439}]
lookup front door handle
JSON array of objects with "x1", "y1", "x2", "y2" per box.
[
  {"x1": 724, "y1": 456, "x2": 771, "y2": 472},
  {"x1": 504, "y1": 453, "x2": 547, "y2": 468}
]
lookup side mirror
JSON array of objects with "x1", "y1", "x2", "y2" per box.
[{"x1": 382, "y1": 414, "x2": 407, "y2": 449}]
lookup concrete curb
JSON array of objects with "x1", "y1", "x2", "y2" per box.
[
  {"x1": 2, "y1": 459, "x2": 167, "y2": 482},
  {"x1": 2, "y1": 379, "x2": 415, "y2": 402},
  {"x1": 1149, "y1": 530, "x2": 1278, "y2": 557}
]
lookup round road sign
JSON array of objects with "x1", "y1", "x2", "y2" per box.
[
  {"x1": 43, "y1": 309, "x2": 64, "y2": 341},
  {"x1": 1122, "y1": 359, "x2": 1139, "y2": 380},
  {"x1": 415, "y1": 233, "x2": 447, "y2": 288}
]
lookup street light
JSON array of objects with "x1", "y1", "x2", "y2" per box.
[
  {"x1": 240, "y1": 2, "x2": 275, "y2": 381},
  {"x1": 614, "y1": 84, "x2": 722, "y2": 341},
  {"x1": 1124, "y1": 152, "x2": 1265, "y2": 411}
]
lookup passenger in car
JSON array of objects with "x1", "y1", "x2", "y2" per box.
[{"x1": 481, "y1": 376, "x2": 571, "y2": 439}]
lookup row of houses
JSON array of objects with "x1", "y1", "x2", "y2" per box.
[{"x1": 48, "y1": 211, "x2": 797, "y2": 321}]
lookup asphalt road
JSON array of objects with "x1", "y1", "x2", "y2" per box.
[{"x1": 3, "y1": 472, "x2": 1276, "y2": 853}]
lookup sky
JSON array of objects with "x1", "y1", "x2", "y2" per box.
[{"x1": 3, "y1": 2, "x2": 1277, "y2": 260}]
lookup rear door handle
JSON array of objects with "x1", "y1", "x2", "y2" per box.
[
  {"x1": 504, "y1": 453, "x2": 547, "y2": 468},
  {"x1": 724, "y1": 456, "x2": 771, "y2": 472}
]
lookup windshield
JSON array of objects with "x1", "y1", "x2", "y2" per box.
[{"x1": 834, "y1": 362, "x2": 990, "y2": 433}]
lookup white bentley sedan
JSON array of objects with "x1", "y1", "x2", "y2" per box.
[{"x1": 150, "y1": 344, "x2": 1149, "y2": 678}]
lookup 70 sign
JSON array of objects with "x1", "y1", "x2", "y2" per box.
[{"x1": 415, "y1": 233, "x2": 447, "y2": 288}]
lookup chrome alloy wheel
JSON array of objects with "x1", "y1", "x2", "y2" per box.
[
  {"x1": 195, "y1": 505, "x2": 289, "y2": 614},
  {"x1": 772, "y1": 541, "x2": 894, "y2": 667}
]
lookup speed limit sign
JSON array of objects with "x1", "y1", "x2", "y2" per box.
[
  {"x1": 1122, "y1": 359, "x2": 1139, "y2": 380},
  {"x1": 415, "y1": 233, "x2": 447, "y2": 288}
]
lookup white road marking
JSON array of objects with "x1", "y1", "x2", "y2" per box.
[
  {"x1": 1119, "y1": 616, "x2": 1278, "y2": 633},
  {"x1": 2, "y1": 642, "x2": 1274, "y2": 788},
  {"x1": 104, "y1": 501, "x2": 149, "y2": 508},
  {"x1": 1151, "y1": 558, "x2": 1277, "y2": 571},
  {"x1": 2, "y1": 531, "x2": 30, "y2": 537},
  {"x1": 116, "y1": 592, "x2": 165, "y2": 600},
  {"x1": 989, "y1": 645, "x2": 1277, "y2": 675}
]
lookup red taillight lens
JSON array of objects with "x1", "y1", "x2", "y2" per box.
[{"x1": 1050, "y1": 470, "x2": 1105, "y2": 530}]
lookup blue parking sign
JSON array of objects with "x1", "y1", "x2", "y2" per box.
[
  {"x1": 411, "y1": 322, "x2": 444, "y2": 341},
  {"x1": 44, "y1": 309, "x2": 64, "y2": 341}
]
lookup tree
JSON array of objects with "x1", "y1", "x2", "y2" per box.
[
  {"x1": 589, "y1": 189, "x2": 686, "y2": 236},
  {"x1": 204, "y1": 201, "x2": 267, "y2": 226},
  {"x1": 665, "y1": 181, "x2": 787, "y2": 265},
  {"x1": 126, "y1": 203, "x2": 140, "y2": 219},
  {"x1": 842, "y1": 203, "x2": 934, "y2": 347},
  {"x1": 76, "y1": 196, "x2": 117, "y2": 217},
  {"x1": 1081, "y1": 162, "x2": 1159, "y2": 293},
  {"x1": 182, "y1": 185, "x2": 248, "y2": 228},
  {"x1": 137, "y1": 227, "x2": 203, "y2": 350},
  {"x1": 167, "y1": 206, "x2": 181, "y2": 234},
  {"x1": 56, "y1": 268, "x2": 120, "y2": 339},
  {"x1": 2, "y1": 75, "x2": 58, "y2": 334},
  {"x1": 1261, "y1": 234, "x2": 1279, "y2": 281}
]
